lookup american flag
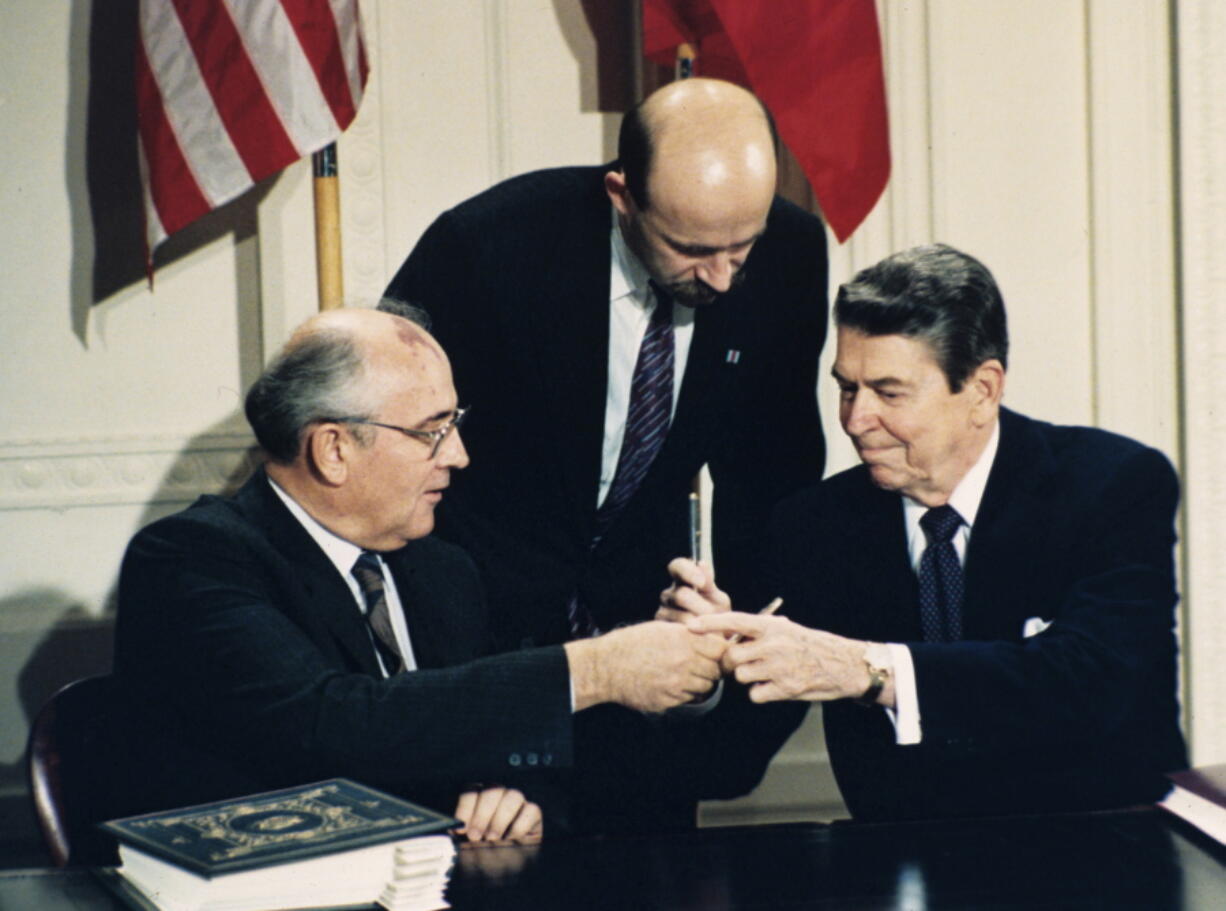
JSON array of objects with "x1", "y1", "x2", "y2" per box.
[{"x1": 136, "y1": 0, "x2": 368, "y2": 257}]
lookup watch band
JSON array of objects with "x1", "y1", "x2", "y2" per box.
[{"x1": 854, "y1": 645, "x2": 892, "y2": 707}]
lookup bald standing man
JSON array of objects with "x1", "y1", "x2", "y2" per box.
[
  {"x1": 114, "y1": 309, "x2": 728, "y2": 846},
  {"x1": 384, "y1": 78, "x2": 826, "y2": 832}
]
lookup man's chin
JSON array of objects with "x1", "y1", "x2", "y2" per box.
[
  {"x1": 669, "y1": 284, "x2": 720, "y2": 308},
  {"x1": 865, "y1": 463, "x2": 904, "y2": 492}
]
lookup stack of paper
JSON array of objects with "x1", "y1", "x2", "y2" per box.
[{"x1": 376, "y1": 840, "x2": 457, "y2": 911}]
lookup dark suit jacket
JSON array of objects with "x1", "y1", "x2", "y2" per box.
[
  {"x1": 383, "y1": 165, "x2": 824, "y2": 830},
  {"x1": 769, "y1": 408, "x2": 1188, "y2": 821},
  {"x1": 112, "y1": 470, "x2": 573, "y2": 820}
]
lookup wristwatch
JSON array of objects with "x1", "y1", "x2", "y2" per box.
[{"x1": 854, "y1": 643, "x2": 892, "y2": 707}]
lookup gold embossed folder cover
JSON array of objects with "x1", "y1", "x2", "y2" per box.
[{"x1": 100, "y1": 778, "x2": 457, "y2": 877}]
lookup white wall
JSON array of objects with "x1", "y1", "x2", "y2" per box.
[{"x1": 1, "y1": 0, "x2": 1221, "y2": 833}]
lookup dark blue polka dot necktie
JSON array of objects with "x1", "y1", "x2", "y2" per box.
[{"x1": 917, "y1": 505, "x2": 964, "y2": 642}]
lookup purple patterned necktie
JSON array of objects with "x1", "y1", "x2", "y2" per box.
[
  {"x1": 917, "y1": 505, "x2": 964, "y2": 642},
  {"x1": 352, "y1": 551, "x2": 404, "y2": 674},
  {"x1": 595, "y1": 288, "x2": 675, "y2": 537},
  {"x1": 568, "y1": 288, "x2": 675, "y2": 638}
]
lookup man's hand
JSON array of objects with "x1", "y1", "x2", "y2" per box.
[
  {"x1": 453, "y1": 787, "x2": 543, "y2": 845},
  {"x1": 656, "y1": 558, "x2": 732, "y2": 623},
  {"x1": 565, "y1": 620, "x2": 727, "y2": 713},
  {"x1": 687, "y1": 613, "x2": 891, "y2": 707}
]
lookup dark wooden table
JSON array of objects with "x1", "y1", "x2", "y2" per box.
[{"x1": 4, "y1": 808, "x2": 1223, "y2": 909}]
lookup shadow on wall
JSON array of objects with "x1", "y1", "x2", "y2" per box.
[
  {"x1": 553, "y1": 0, "x2": 635, "y2": 161},
  {"x1": 8, "y1": 415, "x2": 260, "y2": 804},
  {"x1": 66, "y1": 0, "x2": 274, "y2": 344}
]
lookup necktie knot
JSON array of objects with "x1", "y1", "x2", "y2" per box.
[
  {"x1": 647, "y1": 281, "x2": 674, "y2": 323},
  {"x1": 920, "y1": 504, "x2": 963, "y2": 544},
  {"x1": 352, "y1": 551, "x2": 383, "y2": 591}
]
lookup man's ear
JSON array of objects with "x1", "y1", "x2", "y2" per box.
[
  {"x1": 304, "y1": 423, "x2": 351, "y2": 487},
  {"x1": 968, "y1": 359, "x2": 1005, "y2": 426},
  {"x1": 604, "y1": 169, "x2": 635, "y2": 218}
]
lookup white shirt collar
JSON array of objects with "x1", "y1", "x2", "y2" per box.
[
  {"x1": 902, "y1": 419, "x2": 1000, "y2": 569},
  {"x1": 903, "y1": 418, "x2": 1000, "y2": 525},
  {"x1": 267, "y1": 475, "x2": 366, "y2": 579},
  {"x1": 610, "y1": 213, "x2": 651, "y2": 305}
]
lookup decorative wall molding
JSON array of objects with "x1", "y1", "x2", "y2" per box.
[{"x1": 0, "y1": 433, "x2": 258, "y2": 511}]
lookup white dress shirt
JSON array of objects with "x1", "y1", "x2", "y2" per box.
[
  {"x1": 883, "y1": 420, "x2": 1000, "y2": 744},
  {"x1": 268, "y1": 477, "x2": 418, "y2": 675},
  {"x1": 598, "y1": 219, "x2": 696, "y2": 507}
]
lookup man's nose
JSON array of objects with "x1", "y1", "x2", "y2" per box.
[
  {"x1": 441, "y1": 427, "x2": 470, "y2": 469},
  {"x1": 842, "y1": 392, "x2": 878, "y2": 435},
  {"x1": 696, "y1": 251, "x2": 734, "y2": 292}
]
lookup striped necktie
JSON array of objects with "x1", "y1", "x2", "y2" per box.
[
  {"x1": 352, "y1": 551, "x2": 404, "y2": 674},
  {"x1": 568, "y1": 287, "x2": 675, "y2": 638},
  {"x1": 594, "y1": 286, "x2": 675, "y2": 538}
]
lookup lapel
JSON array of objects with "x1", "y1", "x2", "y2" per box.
[
  {"x1": 238, "y1": 471, "x2": 383, "y2": 676},
  {"x1": 962, "y1": 409, "x2": 1053, "y2": 639},
  {"x1": 834, "y1": 472, "x2": 923, "y2": 642},
  {"x1": 661, "y1": 291, "x2": 736, "y2": 465},
  {"x1": 519, "y1": 171, "x2": 614, "y2": 541},
  {"x1": 383, "y1": 541, "x2": 450, "y2": 670}
]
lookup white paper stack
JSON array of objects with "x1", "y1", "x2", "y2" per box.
[{"x1": 376, "y1": 838, "x2": 456, "y2": 911}]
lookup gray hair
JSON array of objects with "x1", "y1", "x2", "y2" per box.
[
  {"x1": 834, "y1": 243, "x2": 1009, "y2": 392},
  {"x1": 244, "y1": 328, "x2": 375, "y2": 463}
]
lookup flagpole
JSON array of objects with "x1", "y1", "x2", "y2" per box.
[{"x1": 312, "y1": 143, "x2": 344, "y2": 311}]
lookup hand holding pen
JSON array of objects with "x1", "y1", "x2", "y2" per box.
[{"x1": 658, "y1": 557, "x2": 783, "y2": 622}]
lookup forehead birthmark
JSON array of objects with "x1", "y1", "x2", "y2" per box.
[{"x1": 393, "y1": 321, "x2": 442, "y2": 360}]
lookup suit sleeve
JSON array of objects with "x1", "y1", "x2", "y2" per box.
[
  {"x1": 908, "y1": 446, "x2": 1181, "y2": 754},
  {"x1": 115, "y1": 515, "x2": 573, "y2": 794}
]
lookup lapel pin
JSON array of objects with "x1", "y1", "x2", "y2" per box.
[{"x1": 725, "y1": 349, "x2": 741, "y2": 364}]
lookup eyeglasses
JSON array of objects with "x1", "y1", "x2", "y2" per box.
[{"x1": 326, "y1": 407, "x2": 469, "y2": 459}]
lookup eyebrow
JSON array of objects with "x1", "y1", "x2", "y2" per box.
[
  {"x1": 831, "y1": 368, "x2": 909, "y2": 389},
  {"x1": 661, "y1": 230, "x2": 764, "y2": 258},
  {"x1": 412, "y1": 407, "x2": 458, "y2": 429}
]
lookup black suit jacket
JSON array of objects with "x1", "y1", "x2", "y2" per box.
[
  {"x1": 383, "y1": 166, "x2": 824, "y2": 830},
  {"x1": 769, "y1": 409, "x2": 1188, "y2": 821},
  {"x1": 112, "y1": 470, "x2": 573, "y2": 819}
]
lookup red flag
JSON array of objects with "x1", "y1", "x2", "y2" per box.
[
  {"x1": 136, "y1": 0, "x2": 368, "y2": 257},
  {"x1": 643, "y1": 0, "x2": 890, "y2": 243}
]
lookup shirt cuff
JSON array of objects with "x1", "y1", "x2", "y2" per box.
[{"x1": 884, "y1": 643, "x2": 921, "y2": 745}]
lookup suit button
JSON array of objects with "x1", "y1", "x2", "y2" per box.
[
  {"x1": 526, "y1": 752, "x2": 539, "y2": 766},
  {"x1": 508, "y1": 753, "x2": 522, "y2": 767},
  {"x1": 542, "y1": 753, "x2": 554, "y2": 766}
]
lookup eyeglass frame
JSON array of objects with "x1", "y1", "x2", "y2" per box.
[{"x1": 322, "y1": 406, "x2": 469, "y2": 459}]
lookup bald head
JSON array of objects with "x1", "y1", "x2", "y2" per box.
[
  {"x1": 618, "y1": 78, "x2": 776, "y2": 212},
  {"x1": 609, "y1": 79, "x2": 778, "y2": 306}
]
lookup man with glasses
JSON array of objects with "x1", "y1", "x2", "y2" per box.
[{"x1": 114, "y1": 308, "x2": 727, "y2": 842}]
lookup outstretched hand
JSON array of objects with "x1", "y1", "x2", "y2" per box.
[{"x1": 687, "y1": 613, "x2": 879, "y2": 705}]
